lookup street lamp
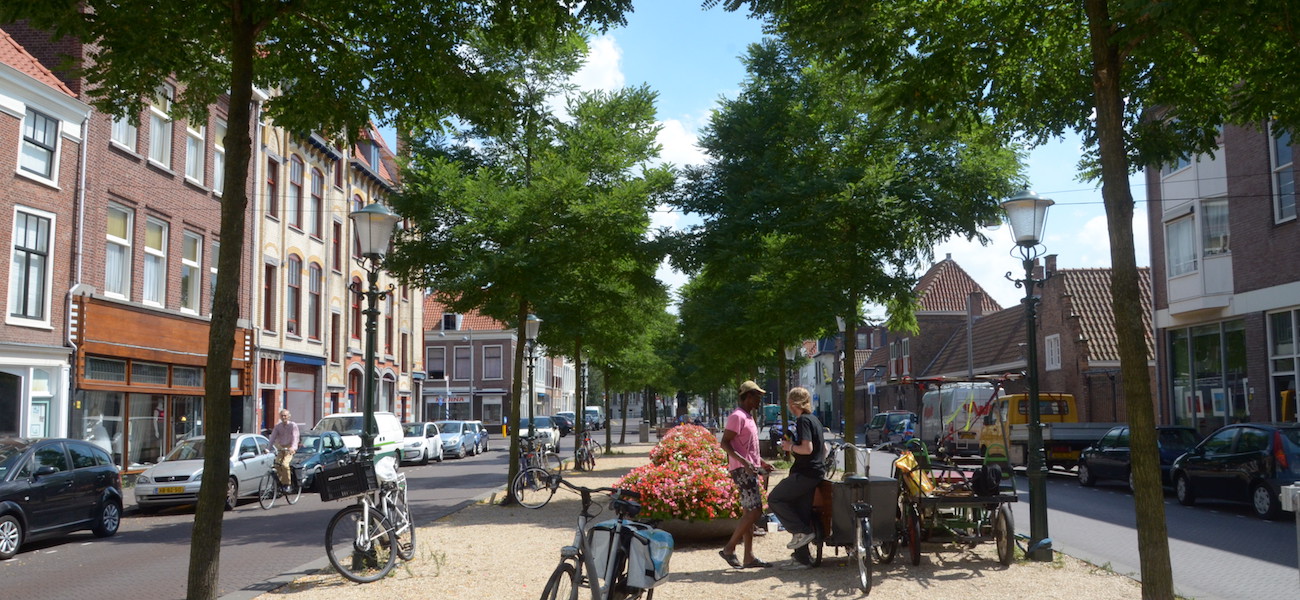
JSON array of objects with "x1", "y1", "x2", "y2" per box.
[
  {"x1": 1002, "y1": 189, "x2": 1054, "y2": 561},
  {"x1": 348, "y1": 202, "x2": 401, "y2": 461},
  {"x1": 524, "y1": 314, "x2": 541, "y2": 438}
]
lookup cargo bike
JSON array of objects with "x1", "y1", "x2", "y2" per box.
[{"x1": 804, "y1": 462, "x2": 900, "y2": 595}]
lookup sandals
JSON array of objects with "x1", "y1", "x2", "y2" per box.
[{"x1": 718, "y1": 550, "x2": 742, "y2": 568}]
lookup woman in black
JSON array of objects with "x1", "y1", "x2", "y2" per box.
[{"x1": 768, "y1": 386, "x2": 824, "y2": 565}]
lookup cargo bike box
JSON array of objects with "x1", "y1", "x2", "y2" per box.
[{"x1": 317, "y1": 461, "x2": 378, "y2": 501}]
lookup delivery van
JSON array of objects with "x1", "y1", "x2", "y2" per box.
[
  {"x1": 920, "y1": 381, "x2": 1002, "y2": 456},
  {"x1": 313, "y1": 411, "x2": 404, "y2": 462}
]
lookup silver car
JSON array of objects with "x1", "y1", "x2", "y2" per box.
[
  {"x1": 134, "y1": 433, "x2": 274, "y2": 513},
  {"x1": 435, "y1": 420, "x2": 477, "y2": 459}
]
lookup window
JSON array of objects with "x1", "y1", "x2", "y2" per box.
[
  {"x1": 454, "y1": 346, "x2": 470, "y2": 379},
  {"x1": 180, "y1": 232, "x2": 202, "y2": 313},
  {"x1": 1202, "y1": 199, "x2": 1229, "y2": 256},
  {"x1": 111, "y1": 114, "x2": 137, "y2": 150},
  {"x1": 330, "y1": 313, "x2": 341, "y2": 363},
  {"x1": 401, "y1": 333, "x2": 408, "y2": 372},
  {"x1": 143, "y1": 219, "x2": 168, "y2": 306},
  {"x1": 1044, "y1": 333, "x2": 1062, "y2": 371},
  {"x1": 1270, "y1": 122, "x2": 1296, "y2": 222},
  {"x1": 331, "y1": 221, "x2": 343, "y2": 272},
  {"x1": 149, "y1": 84, "x2": 173, "y2": 166},
  {"x1": 263, "y1": 263, "x2": 277, "y2": 332},
  {"x1": 443, "y1": 313, "x2": 459, "y2": 330},
  {"x1": 286, "y1": 255, "x2": 301, "y2": 335},
  {"x1": 334, "y1": 157, "x2": 343, "y2": 188},
  {"x1": 308, "y1": 263, "x2": 322, "y2": 340},
  {"x1": 265, "y1": 159, "x2": 279, "y2": 218},
  {"x1": 20, "y1": 109, "x2": 58, "y2": 180},
  {"x1": 9, "y1": 208, "x2": 53, "y2": 323},
  {"x1": 213, "y1": 119, "x2": 226, "y2": 194},
  {"x1": 428, "y1": 347, "x2": 446, "y2": 380},
  {"x1": 350, "y1": 277, "x2": 362, "y2": 339},
  {"x1": 484, "y1": 345, "x2": 503, "y2": 379},
  {"x1": 185, "y1": 123, "x2": 205, "y2": 183},
  {"x1": 351, "y1": 195, "x2": 364, "y2": 258},
  {"x1": 310, "y1": 168, "x2": 324, "y2": 237},
  {"x1": 208, "y1": 241, "x2": 219, "y2": 313},
  {"x1": 1166, "y1": 216, "x2": 1196, "y2": 276},
  {"x1": 288, "y1": 156, "x2": 304, "y2": 229},
  {"x1": 1160, "y1": 155, "x2": 1192, "y2": 178},
  {"x1": 384, "y1": 295, "x2": 394, "y2": 355},
  {"x1": 105, "y1": 205, "x2": 132, "y2": 299}
]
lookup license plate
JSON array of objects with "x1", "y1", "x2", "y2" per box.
[{"x1": 158, "y1": 486, "x2": 185, "y2": 494}]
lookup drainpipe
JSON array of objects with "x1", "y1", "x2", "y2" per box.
[{"x1": 65, "y1": 112, "x2": 91, "y2": 440}]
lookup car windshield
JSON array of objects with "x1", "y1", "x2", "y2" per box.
[
  {"x1": 1158, "y1": 428, "x2": 1198, "y2": 452},
  {"x1": 0, "y1": 439, "x2": 32, "y2": 478},
  {"x1": 296, "y1": 435, "x2": 325, "y2": 453},
  {"x1": 519, "y1": 417, "x2": 553, "y2": 429},
  {"x1": 404, "y1": 424, "x2": 426, "y2": 437},
  {"x1": 316, "y1": 416, "x2": 365, "y2": 435},
  {"x1": 437, "y1": 421, "x2": 462, "y2": 433},
  {"x1": 164, "y1": 439, "x2": 232, "y2": 461}
]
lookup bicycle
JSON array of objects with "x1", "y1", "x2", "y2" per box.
[
  {"x1": 523, "y1": 435, "x2": 563, "y2": 472},
  {"x1": 575, "y1": 429, "x2": 599, "y2": 472},
  {"x1": 323, "y1": 457, "x2": 416, "y2": 583},
  {"x1": 258, "y1": 463, "x2": 303, "y2": 509},
  {"x1": 520, "y1": 472, "x2": 672, "y2": 600}
]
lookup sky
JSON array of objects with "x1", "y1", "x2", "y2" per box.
[{"x1": 395, "y1": 2, "x2": 1152, "y2": 312}]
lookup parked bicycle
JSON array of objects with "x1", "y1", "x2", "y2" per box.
[
  {"x1": 519, "y1": 472, "x2": 672, "y2": 600},
  {"x1": 321, "y1": 456, "x2": 416, "y2": 583},
  {"x1": 258, "y1": 464, "x2": 303, "y2": 509},
  {"x1": 575, "y1": 429, "x2": 600, "y2": 472},
  {"x1": 523, "y1": 435, "x2": 563, "y2": 471}
]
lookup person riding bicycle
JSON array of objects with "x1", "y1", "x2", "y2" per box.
[
  {"x1": 768, "y1": 386, "x2": 825, "y2": 567},
  {"x1": 267, "y1": 409, "x2": 300, "y2": 492}
]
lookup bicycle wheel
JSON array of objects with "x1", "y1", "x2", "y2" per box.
[
  {"x1": 511, "y1": 467, "x2": 557, "y2": 509},
  {"x1": 906, "y1": 505, "x2": 922, "y2": 566},
  {"x1": 874, "y1": 502, "x2": 901, "y2": 564},
  {"x1": 994, "y1": 504, "x2": 1015, "y2": 566},
  {"x1": 389, "y1": 491, "x2": 416, "y2": 561},
  {"x1": 285, "y1": 472, "x2": 303, "y2": 505},
  {"x1": 325, "y1": 505, "x2": 397, "y2": 583},
  {"x1": 825, "y1": 449, "x2": 840, "y2": 481},
  {"x1": 581, "y1": 447, "x2": 596, "y2": 472},
  {"x1": 539, "y1": 560, "x2": 577, "y2": 600},
  {"x1": 855, "y1": 516, "x2": 873, "y2": 594},
  {"x1": 258, "y1": 472, "x2": 277, "y2": 510},
  {"x1": 543, "y1": 452, "x2": 563, "y2": 473}
]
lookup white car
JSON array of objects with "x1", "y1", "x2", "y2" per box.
[
  {"x1": 435, "y1": 420, "x2": 477, "y2": 459},
  {"x1": 516, "y1": 416, "x2": 560, "y2": 452},
  {"x1": 401, "y1": 422, "x2": 443, "y2": 465},
  {"x1": 134, "y1": 433, "x2": 274, "y2": 513}
]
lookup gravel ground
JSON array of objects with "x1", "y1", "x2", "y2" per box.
[{"x1": 256, "y1": 443, "x2": 1143, "y2": 600}]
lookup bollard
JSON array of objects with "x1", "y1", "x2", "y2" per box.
[{"x1": 1281, "y1": 484, "x2": 1300, "y2": 590}]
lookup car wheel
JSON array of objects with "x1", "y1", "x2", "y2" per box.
[
  {"x1": 0, "y1": 514, "x2": 22, "y2": 560},
  {"x1": 224, "y1": 477, "x2": 239, "y2": 511},
  {"x1": 1127, "y1": 470, "x2": 1136, "y2": 494},
  {"x1": 1251, "y1": 482, "x2": 1282, "y2": 520},
  {"x1": 92, "y1": 499, "x2": 122, "y2": 537},
  {"x1": 421, "y1": 447, "x2": 430, "y2": 466},
  {"x1": 1077, "y1": 462, "x2": 1096, "y2": 487},
  {"x1": 468, "y1": 441, "x2": 477, "y2": 457},
  {"x1": 434, "y1": 447, "x2": 443, "y2": 463},
  {"x1": 1175, "y1": 474, "x2": 1196, "y2": 506}
]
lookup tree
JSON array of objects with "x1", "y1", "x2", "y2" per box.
[
  {"x1": 714, "y1": 1, "x2": 1300, "y2": 596},
  {"x1": 673, "y1": 38, "x2": 1022, "y2": 470},
  {"x1": 385, "y1": 31, "x2": 673, "y2": 499},
  {"x1": 3, "y1": 2, "x2": 631, "y2": 597}
]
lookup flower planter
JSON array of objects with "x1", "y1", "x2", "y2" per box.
[{"x1": 655, "y1": 517, "x2": 742, "y2": 542}]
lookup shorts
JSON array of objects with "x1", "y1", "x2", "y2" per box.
[{"x1": 730, "y1": 467, "x2": 763, "y2": 512}]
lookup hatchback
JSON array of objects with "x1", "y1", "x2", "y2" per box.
[
  {"x1": 466, "y1": 420, "x2": 490, "y2": 453},
  {"x1": 1170, "y1": 422, "x2": 1300, "y2": 519},
  {"x1": 435, "y1": 420, "x2": 476, "y2": 459},
  {"x1": 1077, "y1": 425, "x2": 1199, "y2": 490},
  {"x1": 292, "y1": 430, "x2": 350, "y2": 489},
  {"x1": 134, "y1": 433, "x2": 275, "y2": 513},
  {"x1": 401, "y1": 422, "x2": 443, "y2": 465},
  {"x1": 0, "y1": 437, "x2": 124, "y2": 560}
]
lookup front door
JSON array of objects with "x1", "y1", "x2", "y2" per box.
[{"x1": 0, "y1": 372, "x2": 21, "y2": 437}]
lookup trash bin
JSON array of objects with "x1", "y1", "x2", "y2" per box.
[{"x1": 639, "y1": 420, "x2": 650, "y2": 443}]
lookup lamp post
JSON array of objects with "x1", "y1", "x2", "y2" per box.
[
  {"x1": 524, "y1": 314, "x2": 541, "y2": 438},
  {"x1": 348, "y1": 202, "x2": 401, "y2": 461},
  {"x1": 1002, "y1": 189, "x2": 1055, "y2": 561}
]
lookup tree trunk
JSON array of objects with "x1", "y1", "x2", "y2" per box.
[
  {"x1": 1084, "y1": 1, "x2": 1174, "y2": 597},
  {"x1": 842, "y1": 302, "x2": 858, "y2": 473},
  {"x1": 572, "y1": 337, "x2": 583, "y2": 462},
  {"x1": 501, "y1": 298, "x2": 529, "y2": 505}
]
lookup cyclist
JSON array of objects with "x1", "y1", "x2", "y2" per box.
[
  {"x1": 769, "y1": 386, "x2": 824, "y2": 567},
  {"x1": 268, "y1": 409, "x2": 299, "y2": 492}
]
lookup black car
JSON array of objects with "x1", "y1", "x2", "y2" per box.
[
  {"x1": 1170, "y1": 422, "x2": 1300, "y2": 519},
  {"x1": 0, "y1": 437, "x2": 124, "y2": 560},
  {"x1": 291, "y1": 431, "x2": 350, "y2": 491},
  {"x1": 1077, "y1": 425, "x2": 1199, "y2": 490},
  {"x1": 552, "y1": 414, "x2": 573, "y2": 438}
]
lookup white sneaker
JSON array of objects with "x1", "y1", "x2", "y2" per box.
[{"x1": 786, "y1": 531, "x2": 816, "y2": 549}]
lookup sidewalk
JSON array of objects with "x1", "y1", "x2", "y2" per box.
[{"x1": 252, "y1": 442, "x2": 1144, "y2": 600}]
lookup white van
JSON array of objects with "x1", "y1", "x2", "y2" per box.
[
  {"x1": 584, "y1": 405, "x2": 605, "y2": 430},
  {"x1": 919, "y1": 382, "x2": 1002, "y2": 456},
  {"x1": 313, "y1": 411, "x2": 404, "y2": 462}
]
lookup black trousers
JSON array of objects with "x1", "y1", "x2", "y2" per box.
[{"x1": 768, "y1": 471, "x2": 821, "y2": 536}]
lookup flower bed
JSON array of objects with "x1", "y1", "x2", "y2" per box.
[{"x1": 616, "y1": 424, "x2": 749, "y2": 522}]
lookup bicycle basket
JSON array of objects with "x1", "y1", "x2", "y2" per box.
[{"x1": 317, "y1": 461, "x2": 378, "y2": 501}]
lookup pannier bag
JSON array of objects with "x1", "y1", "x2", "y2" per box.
[
  {"x1": 586, "y1": 520, "x2": 674, "y2": 590},
  {"x1": 894, "y1": 450, "x2": 936, "y2": 497}
]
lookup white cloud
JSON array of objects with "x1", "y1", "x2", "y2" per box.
[
  {"x1": 656, "y1": 119, "x2": 708, "y2": 168},
  {"x1": 572, "y1": 34, "x2": 625, "y2": 92}
]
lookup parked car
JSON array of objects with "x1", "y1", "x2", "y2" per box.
[
  {"x1": 313, "y1": 411, "x2": 404, "y2": 462},
  {"x1": 435, "y1": 420, "x2": 477, "y2": 459},
  {"x1": 466, "y1": 420, "x2": 490, "y2": 453},
  {"x1": 134, "y1": 433, "x2": 274, "y2": 513},
  {"x1": 1077, "y1": 425, "x2": 1199, "y2": 490},
  {"x1": 1170, "y1": 422, "x2": 1300, "y2": 519},
  {"x1": 0, "y1": 437, "x2": 124, "y2": 560},
  {"x1": 291, "y1": 430, "x2": 349, "y2": 490},
  {"x1": 516, "y1": 416, "x2": 560, "y2": 451},
  {"x1": 401, "y1": 422, "x2": 443, "y2": 465},
  {"x1": 865, "y1": 410, "x2": 918, "y2": 446},
  {"x1": 552, "y1": 414, "x2": 574, "y2": 438}
]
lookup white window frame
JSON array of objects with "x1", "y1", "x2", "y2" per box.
[
  {"x1": 208, "y1": 241, "x2": 219, "y2": 313},
  {"x1": 484, "y1": 345, "x2": 503, "y2": 380},
  {"x1": 143, "y1": 218, "x2": 168, "y2": 307},
  {"x1": 213, "y1": 119, "x2": 226, "y2": 194},
  {"x1": 8, "y1": 206, "x2": 56, "y2": 328},
  {"x1": 104, "y1": 204, "x2": 133, "y2": 299},
  {"x1": 1044, "y1": 333, "x2": 1062, "y2": 371},
  {"x1": 148, "y1": 84, "x2": 174, "y2": 167},
  {"x1": 1269, "y1": 121, "x2": 1296, "y2": 223},
  {"x1": 427, "y1": 347, "x2": 447, "y2": 380},
  {"x1": 1165, "y1": 215, "x2": 1197, "y2": 277},
  {"x1": 1201, "y1": 198, "x2": 1229, "y2": 257},
  {"x1": 111, "y1": 114, "x2": 137, "y2": 151},
  {"x1": 180, "y1": 231, "x2": 202, "y2": 314},
  {"x1": 185, "y1": 122, "x2": 205, "y2": 183},
  {"x1": 453, "y1": 345, "x2": 470, "y2": 380},
  {"x1": 19, "y1": 109, "x2": 59, "y2": 183}
]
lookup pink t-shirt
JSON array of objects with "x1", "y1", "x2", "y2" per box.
[{"x1": 725, "y1": 407, "x2": 759, "y2": 471}]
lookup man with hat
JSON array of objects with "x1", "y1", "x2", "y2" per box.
[{"x1": 718, "y1": 380, "x2": 774, "y2": 569}]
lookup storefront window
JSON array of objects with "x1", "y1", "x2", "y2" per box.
[
  {"x1": 1169, "y1": 329, "x2": 1192, "y2": 427},
  {"x1": 1224, "y1": 320, "x2": 1248, "y2": 422},
  {"x1": 1269, "y1": 310, "x2": 1299, "y2": 422},
  {"x1": 80, "y1": 390, "x2": 125, "y2": 465},
  {"x1": 1170, "y1": 320, "x2": 1249, "y2": 433},
  {"x1": 171, "y1": 395, "x2": 203, "y2": 442},
  {"x1": 128, "y1": 393, "x2": 167, "y2": 468},
  {"x1": 482, "y1": 397, "x2": 502, "y2": 425}
]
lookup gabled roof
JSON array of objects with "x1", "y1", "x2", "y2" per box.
[
  {"x1": 422, "y1": 296, "x2": 508, "y2": 332},
  {"x1": 0, "y1": 30, "x2": 76, "y2": 98},
  {"x1": 1060, "y1": 267, "x2": 1153, "y2": 362},
  {"x1": 913, "y1": 255, "x2": 1002, "y2": 314},
  {"x1": 923, "y1": 307, "x2": 1026, "y2": 377}
]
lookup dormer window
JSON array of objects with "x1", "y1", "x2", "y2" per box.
[{"x1": 443, "y1": 313, "x2": 460, "y2": 331}]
